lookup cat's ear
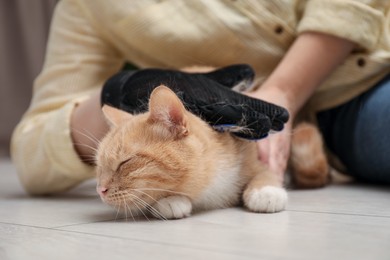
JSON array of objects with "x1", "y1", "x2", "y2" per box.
[
  {"x1": 148, "y1": 85, "x2": 189, "y2": 137},
  {"x1": 102, "y1": 105, "x2": 133, "y2": 127}
]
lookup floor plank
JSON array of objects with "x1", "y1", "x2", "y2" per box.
[
  {"x1": 58, "y1": 208, "x2": 390, "y2": 260},
  {"x1": 0, "y1": 223, "x2": 246, "y2": 260},
  {"x1": 1, "y1": 158, "x2": 390, "y2": 260}
]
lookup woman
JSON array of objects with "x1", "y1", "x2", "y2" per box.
[{"x1": 11, "y1": 0, "x2": 390, "y2": 194}]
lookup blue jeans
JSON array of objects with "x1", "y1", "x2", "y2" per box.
[{"x1": 317, "y1": 74, "x2": 390, "y2": 184}]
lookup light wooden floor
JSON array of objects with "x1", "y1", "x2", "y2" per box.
[{"x1": 0, "y1": 158, "x2": 389, "y2": 260}]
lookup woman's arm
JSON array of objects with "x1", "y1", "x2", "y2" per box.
[
  {"x1": 11, "y1": 0, "x2": 123, "y2": 194},
  {"x1": 254, "y1": 31, "x2": 356, "y2": 117},
  {"x1": 251, "y1": 32, "x2": 355, "y2": 179},
  {"x1": 70, "y1": 90, "x2": 110, "y2": 164}
]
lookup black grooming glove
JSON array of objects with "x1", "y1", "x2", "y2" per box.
[{"x1": 101, "y1": 64, "x2": 289, "y2": 139}]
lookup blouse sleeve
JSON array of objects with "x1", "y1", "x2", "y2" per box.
[
  {"x1": 11, "y1": 0, "x2": 123, "y2": 195},
  {"x1": 297, "y1": 0, "x2": 389, "y2": 51}
]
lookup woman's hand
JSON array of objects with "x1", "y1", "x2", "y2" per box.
[
  {"x1": 102, "y1": 64, "x2": 289, "y2": 139},
  {"x1": 247, "y1": 88, "x2": 293, "y2": 181},
  {"x1": 256, "y1": 120, "x2": 292, "y2": 182},
  {"x1": 248, "y1": 32, "x2": 355, "y2": 180}
]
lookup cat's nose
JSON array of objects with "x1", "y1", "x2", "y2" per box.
[{"x1": 97, "y1": 186, "x2": 109, "y2": 196}]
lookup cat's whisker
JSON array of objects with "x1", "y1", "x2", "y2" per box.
[
  {"x1": 134, "y1": 188, "x2": 189, "y2": 197},
  {"x1": 135, "y1": 201, "x2": 151, "y2": 222},
  {"x1": 130, "y1": 196, "x2": 150, "y2": 221},
  {"x1": 123, "y1": 197, "x2": 136, "y2": 222},
  {"x1": 130, "y1": 189, "x2": 161, "y2": 204},
  {"x1": 115, "y1": 200, "x2": 121, "y2": 221},
  {"x1": 128, "y1": 204, "x2": 136, "y2": 222},
  {"x1": 80, "y1": 127, "x2": 103, "y2": 145},
  {"x1": 73, "y1": 143, "x2": 99, "y2": 153},
  {"x1": 134, "y1": 196, "x2": 167, "y2": 221},
  {"x1": 76, "y1": 154, "x2": 98, "y2": 161},
  {"x1": 122, "y1": 197, "x2": 128, "y2": 222},
  {"x1": 71, "y1": 128, "x2": 101, "y2": 146},
  {"x1": 77, "y1": 153, "x2": 97, "y2": 159},
  {"x1": 125, "y1": 199, "x2": 134, "y2": 222},
  {"x1": 125, "y1": 192, "x2": 167, "y2": 221},
  {"x1": 141, "y1": 205, "x2": 162, "y2": 221},
  {"x1": 129, "y1": 189, "x2": 172, "y2": 218}
]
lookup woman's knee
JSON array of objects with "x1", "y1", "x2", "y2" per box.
[{"x1": 318, "y1": 74, "x2": 390, "y2": 184}]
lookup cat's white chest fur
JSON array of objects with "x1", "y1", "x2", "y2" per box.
[{"x1": 192, "y1": 162, "x2": 244, "y2": 211}]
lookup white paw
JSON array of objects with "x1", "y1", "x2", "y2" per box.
[
  {"x1": 152, "y1": 196, "x2": 192, "y2": 219},
  {"x1": 244, "y1": 186, "x2": 288, "y2": 213}
]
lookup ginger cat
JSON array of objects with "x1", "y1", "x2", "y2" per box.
[
  {"x1": 96, "y1": 85, "x2": 329, "y2": 219},
  {"x1": 290, "y1": 122, "x2": 330, "y2": 188}
]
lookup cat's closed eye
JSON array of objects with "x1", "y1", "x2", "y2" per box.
[
  {"x1": 116, "y1": 157, "x2": 133, "y2": 172},
  {"x1": 116, "y1": 155, "x2": 155, "y2": 176}
]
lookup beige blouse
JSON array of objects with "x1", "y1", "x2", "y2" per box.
[{"x1": 11, "y1": 0, "x2": 390, "y2": 194}]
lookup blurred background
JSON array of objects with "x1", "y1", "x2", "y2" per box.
[{"x1": 0, "y1": 0, "x2": 58, "y2": 157}]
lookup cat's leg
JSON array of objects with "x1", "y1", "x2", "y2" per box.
[
  {"x1": 290, "y1": 122, "x2": 330, "y2": 188},
  {"x1": 152, "y1": 196, "x2": 192, "y2": 219},
  {"x1": 243, "y1": 170, "x2": 288, "y2": 213}
]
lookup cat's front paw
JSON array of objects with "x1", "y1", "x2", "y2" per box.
[
  {"x1": 152, "y1": 196, "x2": 192, "y2": 219},
  {"x1": 243, "y1": 186, "x2": 287, "y2": 213}
]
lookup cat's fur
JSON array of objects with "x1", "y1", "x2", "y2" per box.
[
  {"x1": 96, "y1": 85, "x2": 328, "y2": 219},
  {"x1": 290, "y1": 122, "x2": 330, "y2": 188}
]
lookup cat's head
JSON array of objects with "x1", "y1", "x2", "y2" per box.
[{"x1": 95, "y1": 85, "x2": 213, "y2": 214}]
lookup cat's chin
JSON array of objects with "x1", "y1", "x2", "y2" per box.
[
  {"x1": 99, "y1": 196, "x2": 124, "y2": 209},
  {"x1": 102, "y1": 198, "x2": 140, "y2": 214}
]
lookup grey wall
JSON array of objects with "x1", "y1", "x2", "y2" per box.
[{"x1": 0, "y1": 0, "x2": 58, "y2": 156}]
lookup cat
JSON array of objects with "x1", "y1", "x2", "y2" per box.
[{"x1": 95, "y1": 85, "x2": 329, "y2": 219}]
